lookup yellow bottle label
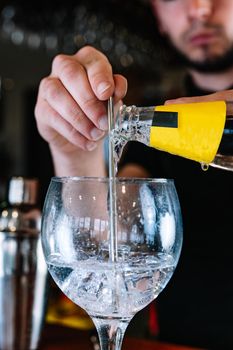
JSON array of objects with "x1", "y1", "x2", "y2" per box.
[{"x1": 150, "y1": 101, "x2": 226, "y2": 164}]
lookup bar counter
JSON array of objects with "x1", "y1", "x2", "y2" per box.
[{"x1": 40, "y1": 324, "x2": 204, "y2": 350}]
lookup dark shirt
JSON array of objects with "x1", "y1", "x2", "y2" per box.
[{"x1": 120, "y1": 77, "x2": 233, "y2": 350}]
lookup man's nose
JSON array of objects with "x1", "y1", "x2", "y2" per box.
[{"x1": 187, "y1": 0, "x2": 213, "y2": 21}]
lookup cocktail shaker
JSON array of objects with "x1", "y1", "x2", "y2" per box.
[{"x1": 0, "y1": 177, "x2": 48, "y2": 350}]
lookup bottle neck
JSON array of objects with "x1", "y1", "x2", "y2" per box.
[
  {"x1": 112, "y1": 105, "x2": 154, "y2": 162},
  {"x1": 116, "y1": 104, "x2": 154, "y2": 131}
]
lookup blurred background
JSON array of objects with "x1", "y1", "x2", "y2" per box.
[
  {"x1": 0, "y1": 0, "x2": 183, "y2": 203},
  {"x1": 0, "y1": 0, "x2": 183, "y2": 336}
]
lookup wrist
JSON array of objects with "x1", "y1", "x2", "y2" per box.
[{"x1": 50, "y1": 141, "x2": 106, "y2": 177}]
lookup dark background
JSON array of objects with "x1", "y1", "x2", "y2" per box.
[
  {"x1": 0, "y1": 0, "x2": 182, "y2": 205},
  {"x1": 0, "y1": 0, "x2": 183, "y2": 339}
]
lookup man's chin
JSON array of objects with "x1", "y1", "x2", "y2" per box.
[
  {"x1": 166, "y1": 40, "x2": 233, "y2": 73},
  {"x1": 176, "y1": 49, "x2": 233, "y2": 73},
  {"x1": 184, "y1": 58, "x2": 230, "y2": 73}
]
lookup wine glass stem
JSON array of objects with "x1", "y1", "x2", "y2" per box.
[{"x1": 93, "y1": 317, "x2": 129, "y2": 350}]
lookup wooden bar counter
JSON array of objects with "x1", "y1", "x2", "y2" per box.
[{"x1": 40, "y1": 324, "x2": 204, "y2": 350}]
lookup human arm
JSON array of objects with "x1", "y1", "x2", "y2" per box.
[
  {"x1": 34, "y1": 46, "x2": 127, "y2": 177},
  {"x1": 165, "y1": 89, "x2": 233, "y2": 115}
]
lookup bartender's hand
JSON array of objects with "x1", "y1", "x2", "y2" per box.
[
  {"x1": 165, "y1": 89, "x2": 233, "y2": 114},
  {"x1": 34, "y1": 46, "x2": 127, "y2": 176}
]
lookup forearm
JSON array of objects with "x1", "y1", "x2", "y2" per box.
[
  {"x1": 50, "y1": 140, "x2": 106, "y2": 177},
  {"x1": 117, "y1": 163, "x2": 150, "y2": 178}
]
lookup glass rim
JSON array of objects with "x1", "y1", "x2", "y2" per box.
[{"x1": 51, "y1": 176, "x2": 174, "y2": 184}]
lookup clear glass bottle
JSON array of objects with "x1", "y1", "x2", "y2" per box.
[{"x1": 112, "y1": 101, "x2": 233, "y2": 170}]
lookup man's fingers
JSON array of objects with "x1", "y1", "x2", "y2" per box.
[
  {"x1": 35, "y1": 97, "x2": 98, "y2": 151},
  {"x1": 51, "y1": 52, "x2": 109, "y2": 130},
  {"x1": 165, "y1": 90, "x2": 233, "y2": 105},
  {"x1": 76, "y1": 46, "x2": 115, "y2": 100},
  {"x1": 39, "y1": 77, "x2": 105, "y2": 141},
  {"x1": 165, "y1": 90, "x2": 233, "y2": 114},
  {"x1": 36, "y1": 47, "x2": 128, "y2": 155},
  {"x1": 113, "y1": 74, "x2": 128, "y2": 102}
]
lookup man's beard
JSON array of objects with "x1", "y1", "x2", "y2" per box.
[{"x1": 166, "y1": 39, "x2": 233, "y2": 73}]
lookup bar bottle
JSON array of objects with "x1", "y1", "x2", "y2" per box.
[{"x1": 113, "y1": 101, "x2": 233, "y2": 170}]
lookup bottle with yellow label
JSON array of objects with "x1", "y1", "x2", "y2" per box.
[{"x1": 112, "y1": 101, "x2": 233, "y2": 171}]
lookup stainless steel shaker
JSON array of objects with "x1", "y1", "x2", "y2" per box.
[{"x1": 0, "y1": 177, "x2": 48, "y2": 350}]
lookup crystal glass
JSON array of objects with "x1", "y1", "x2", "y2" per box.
[{"x1": 41, "y1": 177, "x2": 183, "y2": 350}]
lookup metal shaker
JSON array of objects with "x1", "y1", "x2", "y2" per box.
[{"x1": 0, "y1": 177, "x2": 48, "y2": 350}]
